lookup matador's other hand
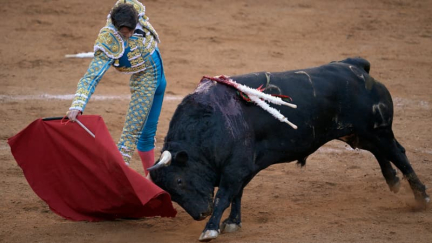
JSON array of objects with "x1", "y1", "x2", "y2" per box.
[{"x1": 67, "y1": 109, "x2": 81, "y2": 121}]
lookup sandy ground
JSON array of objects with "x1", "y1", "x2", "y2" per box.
[{"x1": 1, "y1": 0, "x2": 432, "y2": 242}]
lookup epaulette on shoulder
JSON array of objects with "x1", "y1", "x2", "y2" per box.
[
  {"x1": 139, "y1": 16, "x2": 161, "y2": 43},
  {"x1": 94, "y1": 27, "x2": 124, "y2": 59}
]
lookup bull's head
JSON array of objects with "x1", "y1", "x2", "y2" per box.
[{"x1": 149, "y1": 150, "x2": 215, "y2": 221}]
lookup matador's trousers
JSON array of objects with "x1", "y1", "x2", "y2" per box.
[{"x1": 117, "y1": 48, "x2": 166, "y2": 164}]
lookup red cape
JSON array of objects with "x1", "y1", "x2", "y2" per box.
[{"x1": 8, "y1": 115, "x2": 176, "y2": 221}]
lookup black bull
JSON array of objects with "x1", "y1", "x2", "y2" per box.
[{"x1": 149, "y1": 58, "x2": 429, "y2": 242}]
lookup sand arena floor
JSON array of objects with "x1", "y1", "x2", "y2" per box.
[{"x1": 1, "y1": 0, "x2": 431, "y2": 242}]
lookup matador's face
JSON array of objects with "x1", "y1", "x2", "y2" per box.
[{"x1": 118, "y1": 27, "x2": 134, "y2": 40}]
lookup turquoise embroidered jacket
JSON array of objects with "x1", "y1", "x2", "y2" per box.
[{"x1": 70, "y1": 0, "x2": 159, "y2": 112}]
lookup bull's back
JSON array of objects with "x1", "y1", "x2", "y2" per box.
[{"x1": 228, "y1": 58, "x2": 393, "y2": 154}]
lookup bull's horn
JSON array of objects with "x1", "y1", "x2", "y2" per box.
[{"x1": 147, "y1": 151, "x2": 172, "y2": 171}]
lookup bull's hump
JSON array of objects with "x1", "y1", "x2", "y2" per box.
[
  {"x1": 195, "y1": 79, "x2": 217, "y2": 94},
  {"x1": 336, "y1": 57, "x2": 370, "y2": 74}
]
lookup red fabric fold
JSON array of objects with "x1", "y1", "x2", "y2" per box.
[{"x1": 8, "y1": 115, "x2": 176, "y2": 221}]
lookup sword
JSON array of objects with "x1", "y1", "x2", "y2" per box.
[
  {"x1": 75, "y1": 119, "x2": 95, "y2": 138},
  {"x1": 43, "y1": 117, "x2": 96, "y2": 138}
]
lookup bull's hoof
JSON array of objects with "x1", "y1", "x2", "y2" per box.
[
  {"x1": 221, "y1": 221, "x2": 242, "y2": 233},
  {"x1": 389, "y1": 179, "x2": 401, "y2": 193},
  {"x1": 416, "y1": 195, "x2": 430, "y2": 206},
  {"x1": 413, "y1": 190, "x2": 430, "y2": 209},
  {"x1": 198, "y1": 230, "x2": 219, "y2": 242}
]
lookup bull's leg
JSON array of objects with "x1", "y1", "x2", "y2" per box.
[
  {"x1": 372, "y1": 152, "x2": 401, "y2": 193},
  {"x1": 220, "y1": 188, "x2": 243, "y2": 233},
  {"x1": 198, "y1": 186, "x2": 235, "y2": 242},
  {"x1": 386, "y1": 139, "x2": 430, "y2": 204},
  {"x1": 220, "y1": 174, "x2": 255, "y2": 234},
  {"x1": 349, "y1": 134, "x2": 401, "y2": 193},
  {"x1": 361, "y1": 131, "x2": 429, "y2": 205},
  {"x1": 199, "y1": 170, "x2": 251, "y2": 242}
]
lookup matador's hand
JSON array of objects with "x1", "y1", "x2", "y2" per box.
[{"x1": 66, "y1": 109, "x2": 81, "y2": 121}]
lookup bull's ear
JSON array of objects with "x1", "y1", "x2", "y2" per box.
[{"x1": 174, "y1": 151, "x2": 188, "y2": 164}]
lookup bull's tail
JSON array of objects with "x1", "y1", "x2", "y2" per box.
[{"x1": 337, "y1": 57, "x2": 370, "y2": 74}]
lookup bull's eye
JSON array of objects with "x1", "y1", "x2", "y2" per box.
[{"x1": 177, "y1": 179, "x2": 182, "y2": 185}]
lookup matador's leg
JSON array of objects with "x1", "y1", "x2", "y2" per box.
[{"x1": 117, "y1": 70, "x2": 157, "y2": 164}]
